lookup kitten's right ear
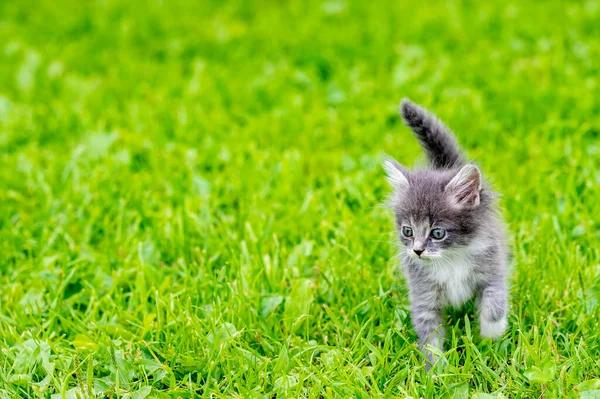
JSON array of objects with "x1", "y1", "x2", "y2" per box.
[{"x1": 383, "y1": 158, "x2": 410, "y2": 191}]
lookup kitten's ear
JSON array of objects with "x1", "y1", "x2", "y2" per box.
[
  {"x1": 383, "y1": 158, "x2": 409, "y2": 191},
  {"x1": 445, "y1": 164, "x2": 482, "y2": 209}
]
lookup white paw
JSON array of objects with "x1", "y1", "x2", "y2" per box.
[{"x1": 480, "y1": 317, "x2": 507, "y2": 339}]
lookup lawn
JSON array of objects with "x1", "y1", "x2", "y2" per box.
[{"x1": 1, "y1": 0, "x2": 599, "y2": 397}]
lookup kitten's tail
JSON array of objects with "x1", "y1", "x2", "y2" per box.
[{"x1": 399, "y1": 99, "x2": 465, "y2": 170}]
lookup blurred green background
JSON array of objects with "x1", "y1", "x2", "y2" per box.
[{"x1": 1, "y1": 0, "x2": 599, "y2": 397}]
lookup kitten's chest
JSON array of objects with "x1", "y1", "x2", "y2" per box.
[{"x1": 429, "y1": 257, "x2": 477, "y2": 308}]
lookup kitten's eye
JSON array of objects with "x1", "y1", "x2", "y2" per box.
[
  {"x1": 401, "y1": 226, "x2": 413, "y2": 238},
  {"x1": 430, "y1": 228, "x2": 447, "y2": 240}
]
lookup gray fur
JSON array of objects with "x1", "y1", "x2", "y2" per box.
[
  {"x1": 385, "y1": 99, "x2": 509, "y2": 370},
  {"x1": 399, "y1": 99, "x2": 465, "y2": 170}
]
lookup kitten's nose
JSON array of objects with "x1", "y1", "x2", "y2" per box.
[{"x1": 413, "y1": 249, "x2": 424, "y2": 256}]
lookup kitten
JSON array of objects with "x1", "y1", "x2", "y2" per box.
[{"x1": 384, "y1": 99, "x2": 509, "y2": 369}]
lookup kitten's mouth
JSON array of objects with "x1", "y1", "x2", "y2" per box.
[
  {"x1": 408, "y1": 252, "x2": 440, "y2": 263},
  {"x1": 408, "y1": 252, "x2": 433, "y2": 261}
]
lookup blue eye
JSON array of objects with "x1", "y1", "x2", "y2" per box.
[
  {"x1": 430, "y1": 228, "x2": 447, "y2": 240},
  {"x1": 402, "y1": 226, "x2": 413, "y2": 238}
]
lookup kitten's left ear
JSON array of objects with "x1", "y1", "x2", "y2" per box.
[
  {"x1": 383, "y1": 158, "x2": 409, "y2": 192},
  {"x1": 445, "y1": 164, "x2": 482, "y2": 209}
]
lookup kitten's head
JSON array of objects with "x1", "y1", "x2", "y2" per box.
[{"x1": 384, "y1": 159, "x2": 488, "y2": 262}]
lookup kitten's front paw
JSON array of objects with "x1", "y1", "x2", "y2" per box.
[
  {"x1": 480, "y1": 316, "x2": 507, "y2": 339},
  {"x1": 423, "y1": 348, "x2": 438, "y2": 372},
  {"x1": 423, "y1": 350, "x2": 448, "y2": 373},
  {"x1": 421, "y1": 343, "x2": 445, "y2": 372}
]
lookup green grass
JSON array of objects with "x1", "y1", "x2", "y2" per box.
[{"x1": 1, "y1": 0, "x2": 599, "y2": 397}]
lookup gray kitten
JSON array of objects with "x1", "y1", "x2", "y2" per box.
[{"x1": 384, "y1": 99, "x2": 509, "y2": 369}]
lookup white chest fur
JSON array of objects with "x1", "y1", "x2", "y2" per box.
[{"x1": 428, "y1": 253, "x2": 477, "y2": 308}]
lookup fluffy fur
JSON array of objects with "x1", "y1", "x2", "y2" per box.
[{"x1": 385, "y1": 99, "x2": 509, "y2": 370}]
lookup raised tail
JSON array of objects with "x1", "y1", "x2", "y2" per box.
[{"x1": 399, "y1": 99, "x2": 465, "y2": 170}]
